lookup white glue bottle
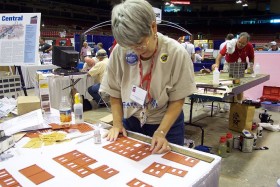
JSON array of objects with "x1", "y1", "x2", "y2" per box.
[
  {"x1": 74, "y1": 93, "x2": 84, "y2": 124},
  {"x1": 213, "y1": 67, "x2": 220, "y2": 86},
  {"x1": 252, "y1": 63, "x2": 260, "y2": 77}
]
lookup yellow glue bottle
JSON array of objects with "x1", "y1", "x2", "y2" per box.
[{"x1": 74, "y1": 93, "x2": 84, "y2": 124}]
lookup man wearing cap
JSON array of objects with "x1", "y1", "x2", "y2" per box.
[
  {"x1": 269, "y1": 41, "x2": 279, "y2": 51},
  {"x1": 87, "y1": 49, "x2": 109, "y2": 107},
  {"x1": 194, "y1": 47, "x2": 204, "y2": 63}
]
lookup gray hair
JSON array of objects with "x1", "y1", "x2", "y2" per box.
[
  {"x1": 238, "y1": 32, "x2": 250, "y2": 42},
  {"x1": 111, "y1": 0, "x2": 156, "y2": 47}
]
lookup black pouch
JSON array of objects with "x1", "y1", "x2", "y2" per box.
[{"x1": 81, "y1": 95, "x2": 92, "y2": 111}]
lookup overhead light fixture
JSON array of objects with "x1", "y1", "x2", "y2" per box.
[
  {"x1": 170, "y1": 3, "x2": 174, "y2": 7},
  {"x1": 242, "y1": 3, "x2": 248, "y2": 7},
  {"x1": 236, "y1": 0, "x2": 242, "y2": 4},
  {"x1": 165, "y1": 2, "x2": 170, "y2": 5},
  {"x1": 171, "y1": 1, "x2": 190, "y2": 5}
]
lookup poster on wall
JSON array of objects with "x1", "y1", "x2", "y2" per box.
[{"x1": 0, "y1": 13, "x2": 41, "y2": 66}]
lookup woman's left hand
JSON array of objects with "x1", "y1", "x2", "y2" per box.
[{"x1": 150, "y1": 131, "x2": 171, "y2": 154}]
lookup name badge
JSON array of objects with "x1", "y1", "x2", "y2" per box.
[{"x1": 130, "y1": 85, "x2": 147, "y2": 106}]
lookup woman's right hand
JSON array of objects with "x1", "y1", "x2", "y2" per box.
[{"x1": 104, "y1": 126, "x2": 127, "y2": 142}]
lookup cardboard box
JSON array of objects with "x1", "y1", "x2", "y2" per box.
[
  {"x1": 36, "y1": 72, "x2": 51, "y2": 113},
  {"x1": 17, "y1": 96, "x2": 41, "y2": 115}
]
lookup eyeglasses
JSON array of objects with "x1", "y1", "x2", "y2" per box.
[
  {"x1": 237, "y1": 40, "x2": 247, "y2": 47},
  {"x1": 128, "y1": 38, "x2": 150, "y2": 51}
]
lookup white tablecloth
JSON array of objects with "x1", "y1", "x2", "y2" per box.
[
  {"x1": 21, "y1": 65, "x2": 58, "y2": 89},
  {"x1": 0, "y1": 109, "x2": 221, "y2": 187}
]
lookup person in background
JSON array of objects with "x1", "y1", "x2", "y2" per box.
[
  {"x1": 80, "y1": 41, "x2": 92, "y2": 61},
  {"x1": 100, "y1": 0, "x2": 196, "y2": 154},
  {"x1": 87, "y1": 49, "x2": 109, "y2": 107},
  {"x1": 81, "y1": 56, "x2": 97, "y2": 72},
  {"x1": 269, "y1": 41, "x2": 279, "y2": 51},
  {"x1": 213, "y1": 32, "x2": 254, "y2": 73},
  {"x1": 194, "y1": 47, "x2": 204, "y2": 63},
  {"x1": 213, "y1": 32, "x2": 254, "y2": 112},
  {"x1": 219, "y1": 33, "x2": 234, "y2": 71},
  {"x1": 97, "y1": 42, "x2": 104, "y2": 50},
  {"x1": 181, "y1": 37, "x2": 195, "y2": 62},
  {"x1": 39, "y1": 38, "x2": 52, "y2": 53}
]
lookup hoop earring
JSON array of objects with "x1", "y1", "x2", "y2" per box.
[{"x1": 154, "y1": 33, "x2": 158, "y2": 39}]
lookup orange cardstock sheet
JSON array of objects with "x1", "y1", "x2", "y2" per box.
[
  {"x1": 127, "y1": 178, "x2": 153, "y2": 187},
  {"x1": 162, "y1": 151, "x2": 200, "y2": 167},
  {"x1": 19, "y1": 164, "x2": 54, "y2": 185},
  {"x1": 103, "y1": 137, "x2": 151, "y2": 161},
  {"x1": 0, "y1": 169, "x2": 22, "y2": 187},
  {"x1": 143, "y1": 162, "x2": 188, "y2": 178}
]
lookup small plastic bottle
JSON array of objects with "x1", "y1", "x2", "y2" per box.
[
  {"x1": 226, "y1": 132, "x2": 233, "y2": 153},
  {"x1": 59, "y1": 95, "x2": 72, "y2": 124},
  {"x1": 257, "y1": 125, "x2": 263, "y2": 138},
  {"x1": 252, "y1": 63, "x2": 260, "y2": 77},
  {"x1": 218, "y1": 136, "x2": 227, "y2": 158},
  {"x1": 213, "y1": 67, "x2": 220, "y2": 86},
  {"x1": 74, "y1": 93, "x2": 84, "y2": 124},
  {"x1": 94, "y1": 129, "x2": 101, "y2": 144}
]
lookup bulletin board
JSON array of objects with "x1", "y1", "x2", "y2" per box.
[{"x1": 0, "y1": 13, "x2": 41, "y2": 66}]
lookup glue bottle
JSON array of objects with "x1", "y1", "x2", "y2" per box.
[
  {"x1": 74, "y1": 93, "x2": 84, "y2": 124},
  {"x1": 252, "y1": 63, "x2": 260, "y2": 77},
  {"x1": 213, "y1": 67, "x2": 220, "y2": 86}
]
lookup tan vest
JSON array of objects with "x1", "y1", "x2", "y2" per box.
[{"x1": 101, "y1": 33, "x2": 197, "y2": 124}]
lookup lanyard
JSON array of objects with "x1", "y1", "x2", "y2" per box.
[
  {"x1": 138, "y1": 39, "x2": 158, "y2": 103},
  {"x1": 139, "y1": 57, "x2": 155, "y2": 102}
]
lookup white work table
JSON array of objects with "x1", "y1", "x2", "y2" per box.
[{"x1": 0, "y1": 110, "x2": 221, "y2": 187}]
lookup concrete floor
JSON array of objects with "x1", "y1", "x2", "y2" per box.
[{"x1": 83, "y1": 100, "x2": 280, "y2": 187}]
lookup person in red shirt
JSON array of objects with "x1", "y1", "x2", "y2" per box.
[
  {"x1": 213, "y1": 32, "x2": 255, "y2": 111},
  {"x1": 213, "y1": 32, "x2": 254, "y2": 72}
]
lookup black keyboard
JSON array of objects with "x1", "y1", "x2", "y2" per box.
[{"x1": 53, "y1": 68, "x2": 87, "y2": 76}]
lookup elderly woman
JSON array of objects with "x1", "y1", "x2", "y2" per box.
[{"x1": 101, "y1": 0, "x2": 196, "y2": 154}]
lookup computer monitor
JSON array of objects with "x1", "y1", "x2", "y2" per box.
[{"x1": 52, "y1": 46, "x2": 79, "y2": 70}]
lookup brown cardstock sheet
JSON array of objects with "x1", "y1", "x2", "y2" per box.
[
  {"x1": 127, "y1": 178, "x2": 153, "y2": 187},
  {"x1": 0, "y1": 169, "x2": 22, "y2": 187},
  {"x1": 91, "y1": 165, "x2": 119, "y2": 180},
  {"x1": 143, "y1": 162, "x2": 188, "y2": 178},
  {"x1": 162, "y1": 151, "x2": 200, "y2": 167},
  {"x1": 19, "y1": 164, "x2": 54, "y2": 185},
  {"x1": 143, "y1": 162, "x2": 170, "y2": 178},
  {"x1": 103, "y1": 137, "x2": 151, "y2": 161}
]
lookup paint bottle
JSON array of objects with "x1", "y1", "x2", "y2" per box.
[
  {"x1": 218, "y1": 136, "x2": 227, "y2": 158},
  {"x1": 226, "y1": 132, "x2": 233, "y2": 153}
]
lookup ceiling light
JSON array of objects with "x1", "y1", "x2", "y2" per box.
[
  {"x1": 242, "y1": 3, "x2": 248, "y2": 7},
  {"x1": 170, "y1": 3, "x2": 174, "y2": 7},
  {"x1": 236, "y1": 0, "x2": 242, "y2": 4},
  {"x1": 165, "y1": 2, "x2": 170, "y2": 5}
]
